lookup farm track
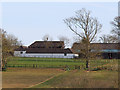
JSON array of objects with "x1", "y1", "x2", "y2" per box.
[{"x1": 28, "y1": 70, "x2": 68, "y2": 88}]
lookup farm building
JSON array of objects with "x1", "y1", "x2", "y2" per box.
[
  {"x1": 14, "y1": 41, "x2": 74, "y2": 58},
  {"x1": 72, "y1": 43, "x2": 120, "y2": 59}
]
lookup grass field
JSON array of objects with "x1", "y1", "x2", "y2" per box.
[
  {"x1": 7, "y1": 57, "x2": 84, "y2": 66},
  {"x1": 6, "y1": 57, "x2": 118, "y2": 70},
  {"x1": 2, "y1": 57, "x2": 118, "y2": 88},
  {"x1": 32, "y1": 70, "x2": 118, "y2": 88},
  {"x1": 2, "y1": 68, "x2": 65, "y2": 88},
  {"x1": 2, "y1": 68, "x2": 118, "y2": 88}
]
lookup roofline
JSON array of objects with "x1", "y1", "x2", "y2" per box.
[{"x1": 29, "y1": 40, "x2": 64, "y2": 43}]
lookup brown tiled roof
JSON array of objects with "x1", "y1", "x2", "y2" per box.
[
  {"x1": 72, "y1": 43, "x2": 120, "y2": 53},
  {"x1": 14, "y1": 46, "x2": 28, "y2": 51},
  {"x1": 14, "y1": 41, "x2": 73, "y2": 54},
  {"x1": 91, "y1": 43, "x2": 120, "y2": 49},
  {"x1": 72, "y1": 43, "x2": 120, "y2": 50},
  {"x1": 26, "y1": 48, "x2": 73, "y2": 54},
  {"x1": 28, "y1": 41, "x2": 64, "y2": 49}
]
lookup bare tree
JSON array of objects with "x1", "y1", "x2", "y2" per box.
[
  {"x1": 42, "y1": 34, "x2": 52, "y2": 41},
  {"x1": 99, "y1": 34, "x2": 118, "y2": 43},
  {"x1": 64, "y1": 8, "x2": 102, "y2": 69},
  {"x1": 111, "y1": 16, "x2": 120, "y2": 36},
  {"x1": 99, "y1": 16, "x2": 120, "y2": 43},
  {"x1": 111, "y1": 16, "x2": 120, "y2": 43},
  {"x1": 58, "y1": 36, "x2": 70, "y2": 48},
  {"x1": 72, "y1": 35, "x2": 82, "y2": 43}
]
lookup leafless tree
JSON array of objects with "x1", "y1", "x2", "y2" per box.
[
  {"x1": 73, "y1": 35, "x2": 82, "y2": 43},
  {"x1": 99, "y1": 16, "x2": 120, "y2": 43},
  {"x1": 99, "y1": 34, "x2": 118, "y2": 43},
  {"x1": 64, "y1": 8, "x2": 102, "y2": 69},
  {"x1": 111, "y1": 16, "x2": 120, "y2": 43},
  {"x1": 58, "y1": 36, "x2": 70, "y2": 48}
]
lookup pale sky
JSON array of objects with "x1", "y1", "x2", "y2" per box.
[{"x1": 2, "y1": 2, "x2": 118, "y2": 47}]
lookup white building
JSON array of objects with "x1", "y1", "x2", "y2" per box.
[{"x1": 14, "y1": 41, "x2": 74, "y2": 58}]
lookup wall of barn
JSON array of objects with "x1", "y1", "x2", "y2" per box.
[
  {"x1": 14, "y1": 51, "x2": 26, "y2": 57},
  {"x1": 102, "y1": 53, "x2": 120, "y2": 59},
  {"x1": 14, "y1": 51, "x2": 74, "y2": 58},
  {"x1": 24, "y1": 53, "x2": 74, "y2": 58}
]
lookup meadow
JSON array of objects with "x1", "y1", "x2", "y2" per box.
[
  {"x1": 32, "y1": 70, "x2": 118, "y2": 88},
  {"x1": 6, "y1": 57, "x2": 118, "y2": 70},
  {"x1": 2, "y1": 68, "x2": 118, "y2": 88},
  {"x1": 2, "y1": 57, "x2": 119, "y2": 88}
]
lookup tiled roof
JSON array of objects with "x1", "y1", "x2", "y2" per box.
[
  {"x1": 28, "y1": 41, "x2": 64, "y2": 49},
  {"x1": 26, "y1": 48, "x2": 73, "y2": 54},
  {"x1": 14, "y1": 46, "x2": 28, "y2": 51},
  {"x1": 72, "y1": 43, "x2": 120, "y2": 53},
  {"x1": 72, "y1": 43, "x2": 120, "y2": 49},
  {"x1": 14, "y1": 41, "x2": 73, "y2": 54}
]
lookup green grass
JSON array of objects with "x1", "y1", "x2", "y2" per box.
[
  {"x1": 6, "y1": 57, "x2": 118, "y2": 70},
  {"x1": 32, "y1": 70, "x2": 118, "y2": 88},
  {"x1": 3, "y1": 57, "x2": 119, "y2": 88},
  {"x1": 7, "y1": 57, "x2": 85, "y2": 69},
  {"x1": 7, "y1": 57, "x2": 77, "y2": 61},
  {"x1": 6, "y1": 57, "x2": 119, "y2": 71}
]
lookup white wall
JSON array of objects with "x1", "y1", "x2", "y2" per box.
[
  {"x1": 14, "y1": 51, "x2": 26, "y2": 57},
  {"x1": 14, "y1": 51, "x2": 74, "y2": 58},
  {"x1": 25, "y1": 53, "x2": 74, "y2": 58}
]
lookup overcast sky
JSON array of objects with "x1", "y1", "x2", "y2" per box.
[{"x1": 2, "y1": 2, "x2": 118, "y2": 47}]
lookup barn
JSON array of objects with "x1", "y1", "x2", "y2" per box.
[
  {"x1": 14, "y1": 41, "x2": 74, "y2": 58},
  {"x1": 72, "y1": 43, "x2": 120, "y2": 59}
]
